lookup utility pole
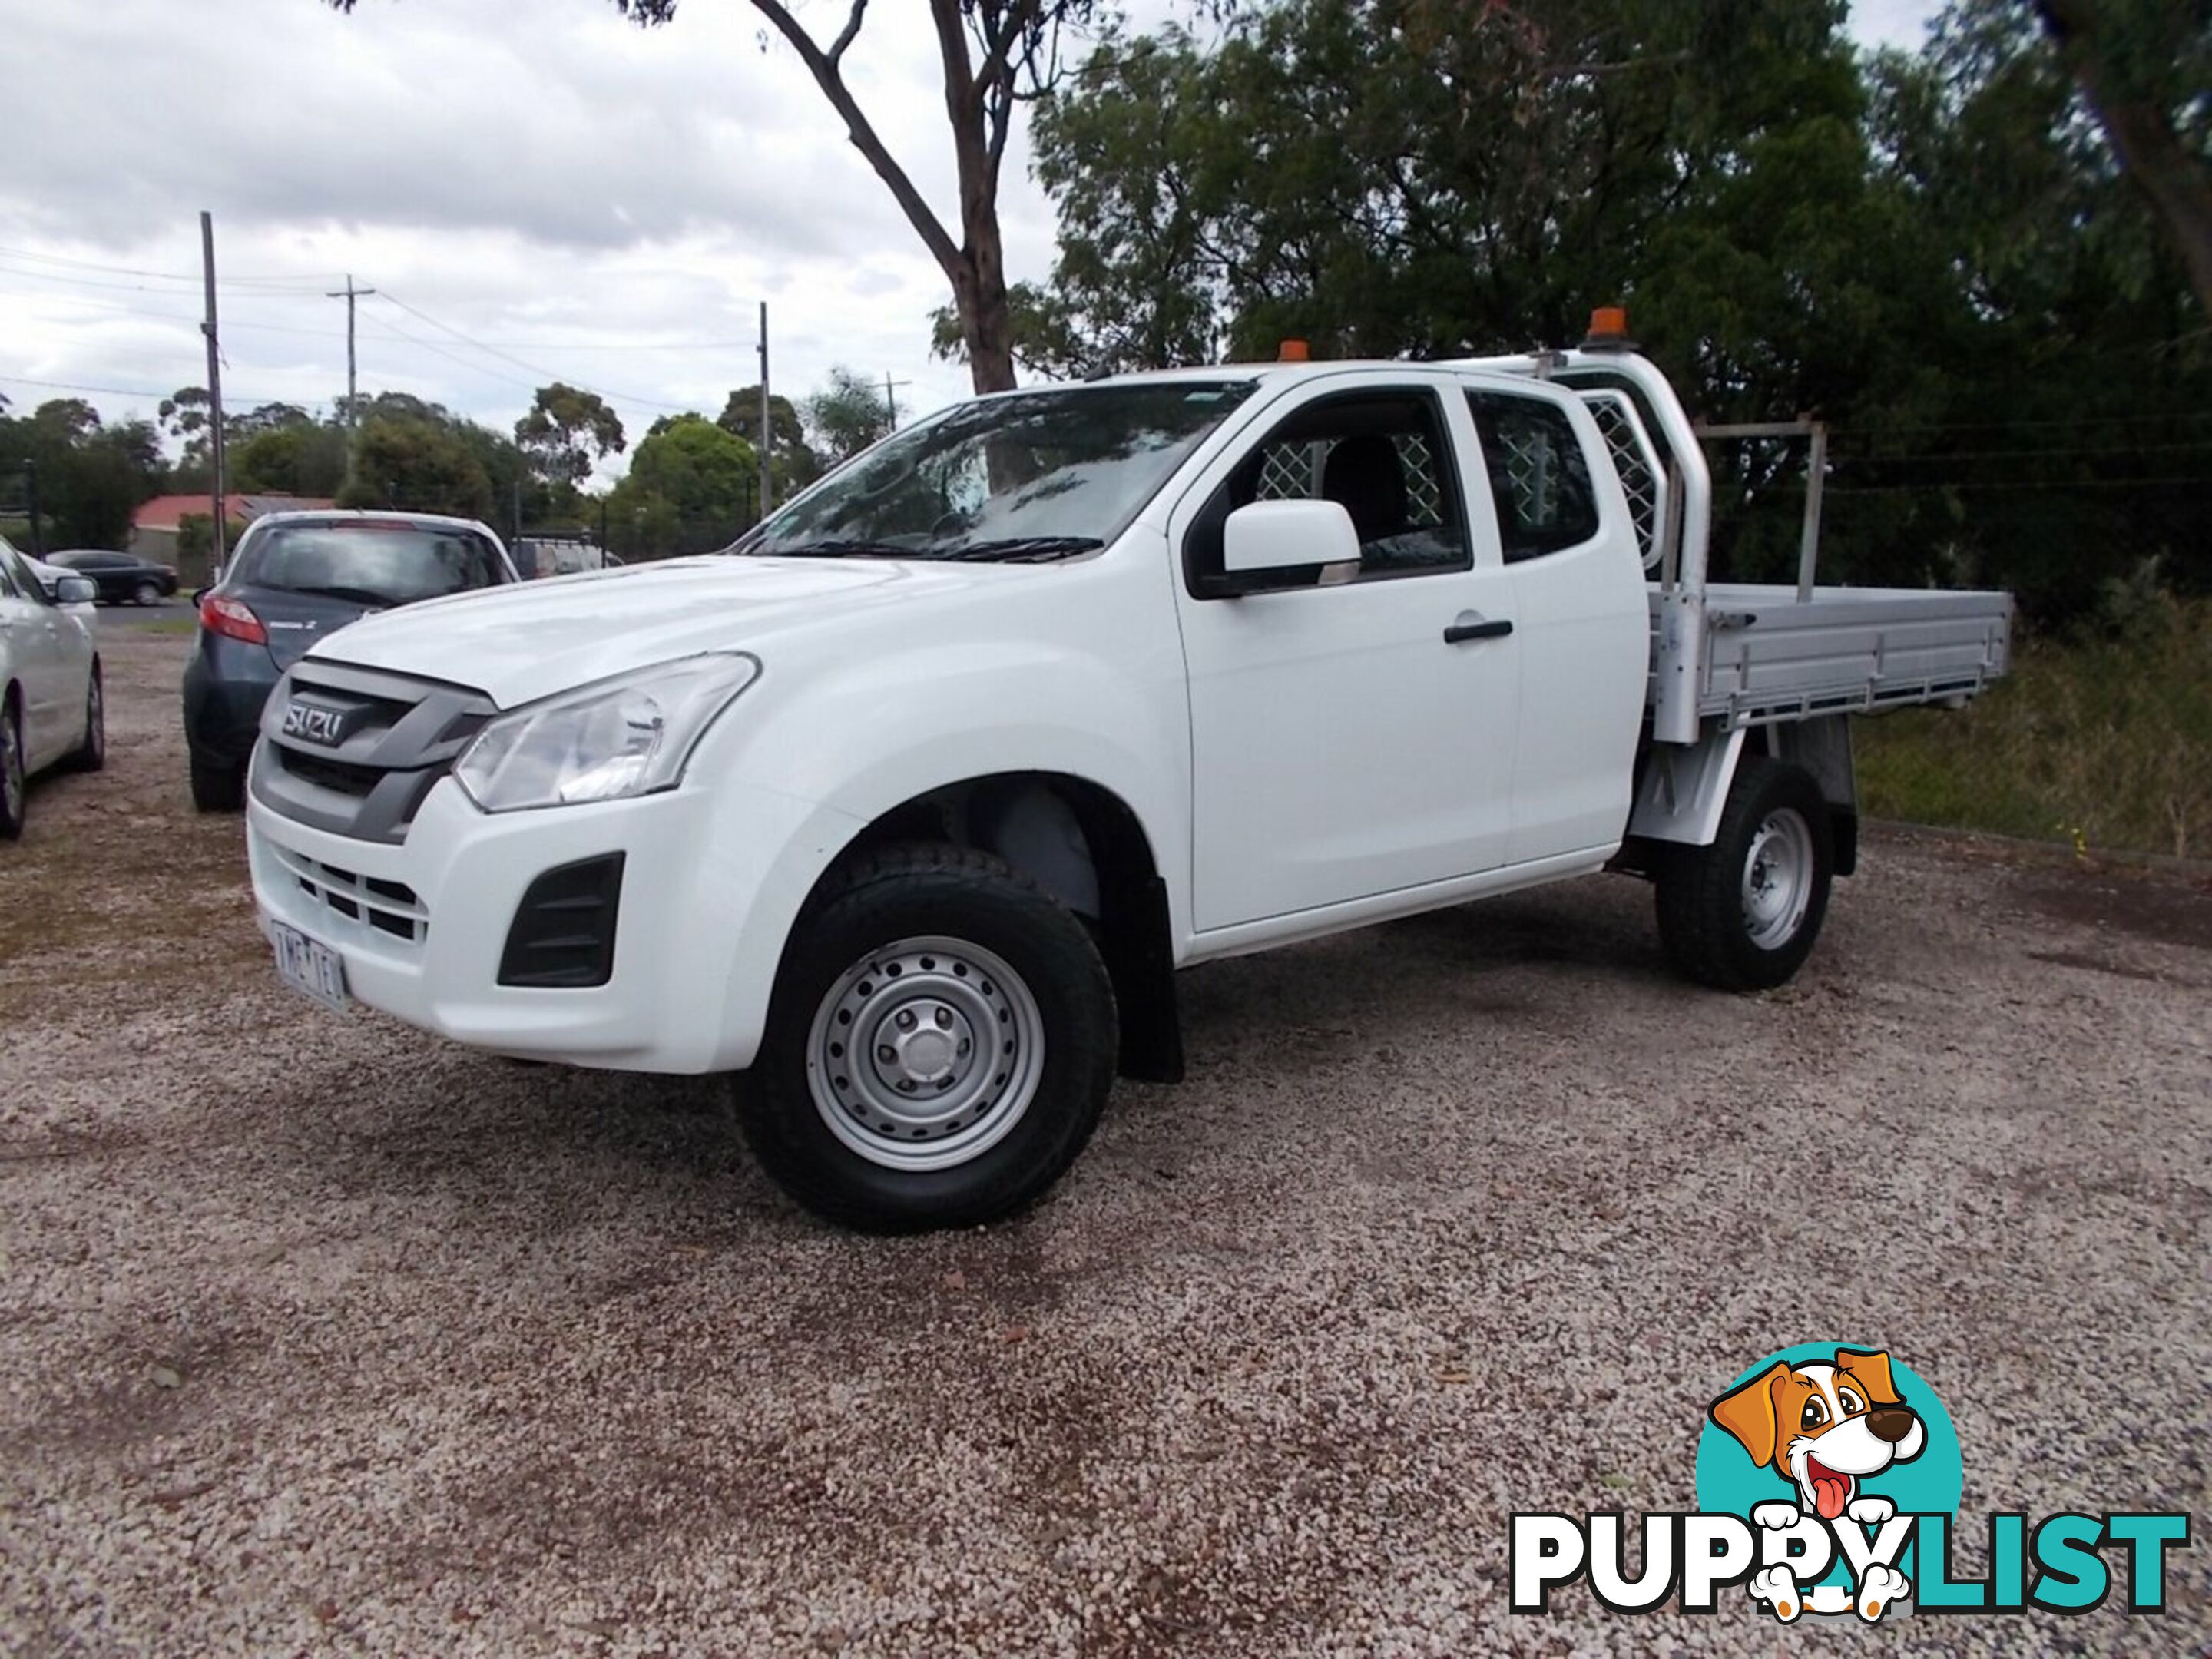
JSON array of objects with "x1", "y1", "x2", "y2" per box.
[
  {"x1": 326, "y1": 273, "x2": 375, "y2": 425},
  {"x1": 882, "y1": 371, "x2": 911, "y2": 429},
  {"x1": 200, "y1": 211, "x2": 229, "y2": 574},
  {"x1": 757, "y1": 302, "x2": 773, "y2": 520},
  {"x1": 23, "y1": 460, "x2": 39, "y2": 556}
]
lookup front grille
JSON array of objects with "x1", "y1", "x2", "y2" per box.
[
  {"x1": 273, "y1": 748, "x2": 380, "y2": 799},
  {"x1": 270, "y1": 843, "x2": 429, "y2": 945},
  {"x1": 250, "y1": 661, "x2": 497, "y2": 843}
]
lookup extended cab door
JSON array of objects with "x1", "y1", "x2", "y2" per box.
[
  {"x1": 1461, "y1": 388, "x2": 1650, "y2": 864},
  {"x1": 1171, "y1": 376, "x2": 1522, "y2": 932}
]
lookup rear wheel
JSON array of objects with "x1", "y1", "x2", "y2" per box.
[
  {"x1": 190, "y1": 756, "x2": 245, "y2": 813},
  {"x1": 65, "y1": 665, "x2": 104, "y2": 773},
  {"x1": 0, "y1": 699, "x2": 24, "y2": 841},
  {"x1": 1655, "y1": 757, "x2": 1833, "y2": 992},
  {"x1": 737, "y1": 843, "x2": 1117, "y2": 1233}
]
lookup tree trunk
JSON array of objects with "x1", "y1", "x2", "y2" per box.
[
  {"x1": 2035, "y1": 0, "x2": 2212, "y2": 320},
  {"x1": 958, "y1": 235, "x2": 1020, "y2": 395}
]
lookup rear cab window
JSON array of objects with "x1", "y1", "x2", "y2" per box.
[
  {"x1": 1464, "y1": 391, "x2": 1601, "y2": 563},
  {"x1": 231, "y1": 522, "x2": 508, "y2": 606}
]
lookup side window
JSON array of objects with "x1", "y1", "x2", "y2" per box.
[
  {"x1": 1465, "y1": 392, "x2": 1600, "y2": 563},
  {"x1": 1184, "y1": 389, "x2": 1469, "y2": 594}
]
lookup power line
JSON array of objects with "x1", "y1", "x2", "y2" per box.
[
  {"x1": 0, "y1": 370, "x2": 329, "y2": 409},
  {"x1": 354, "y1": 312, "x2": 561, "y2": 395},
  {"x1": 0, "y1": 244, "x2": 341, "y2": 289},
  {"x1": 0, "y1": 290, "x2": 347, "y2": 339},
  {"x1": 0, "y1": 260, "x2": 334, "y2": 299},
  {"x1": 373, "y1": 290, "x2": 690, "y2": 412},
  {"x1": 1831, "y1": 439, "x2": 2212, "y2": 464},
  {"x1": 1822, "y1": 475, "x2": 2212, "y2": 495}
]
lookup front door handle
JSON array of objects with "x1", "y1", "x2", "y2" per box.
[{"x1": 1443, "y1": 612, "x2": 1513, "y2": 644}]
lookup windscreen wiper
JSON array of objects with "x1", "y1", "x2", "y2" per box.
[
  {"x1": 764, "y1": 539, "x2": 929, "y2": 559},
  {"x1": 935, "y1": 536, "x2": 1104, "y2": 563}
]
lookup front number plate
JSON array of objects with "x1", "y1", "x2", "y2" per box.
[{"x1": 272, "y1": 921, "x2": 349, "y2": 1013}]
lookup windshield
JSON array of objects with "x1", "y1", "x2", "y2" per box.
[
  {"x1": 741, "y1": 380, "x2": 1257, "y2": 561},
  {"x1": 233, "y1": 523, "x2": 506, "y2": 605}
]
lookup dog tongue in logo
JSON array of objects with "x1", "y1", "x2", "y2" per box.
[{"x1": 1808, "y1": 1459, "x2": 1851, "y2": 1520}]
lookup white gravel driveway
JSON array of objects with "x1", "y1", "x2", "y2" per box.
[{"x1": 3, "y1": 631, "x2": 2207, "y2": 1654}]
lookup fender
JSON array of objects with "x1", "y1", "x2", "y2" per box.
[{"x1": 688, "y1": 634, "x2": 1192, "y2": 1070}]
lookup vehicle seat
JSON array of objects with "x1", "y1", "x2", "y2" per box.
[{"x1": 1320, "y1": 434, "x2": 1408, "y2": 547}]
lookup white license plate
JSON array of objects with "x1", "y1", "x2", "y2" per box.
[{"x1": 272, "y1": 922, "x2": 349, "y2": 1013}]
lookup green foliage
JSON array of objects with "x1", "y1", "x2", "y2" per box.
[
  {"x1": 0, "y1": 399, "x2": 162, "y2": 549},
  {"x1": 1014, "y1": 0, "x2": 2210, "y2": 621},
  {"x1": 232, "y1": 422, "x2": 350, "y2": 498},
  {"x1": 175, "y1": 513, "x2": 249, "y2": 582},
  {"x1": 339, "y1": 416, "x2": 495, "y2": 519},
  {"x1": 515, "y1": 382, "x2": 627, "y2": 489},
  {"x1": 718, "y1": 385, "x2": 821, "y2": 496},
  {"x1": 606, "y1": 414, "x2": 758, "y2": 558},
  {"x1": 1858, "y1": 598, "x2": 2212, "y2": 859},
  {"x1": 804, "y1": 366, "x2": 894, "y2": 464}
]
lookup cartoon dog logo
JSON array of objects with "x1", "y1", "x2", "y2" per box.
[{"x1": 1709, "y1": 1348, "x2": 1926, "y2": 1621}]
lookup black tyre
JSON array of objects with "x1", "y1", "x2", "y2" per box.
[
  {"x1": 1655, "y1": 757, "x2": 1833, "y2": 992},
  {"x1": 0, "y1": 698, "x2": 24, "y2": 841},
  {"x1": 737, "y1": 843, "x2": 1118, "y2": 1233},
  {"x1": 133, "y1": 580, "x2": 161, "y2": 607},
  {"x1": 65, "y1": 664, "x2": 104, "y2": 773},
  {"x1": 190, "y1": 756, "x2": 245, "y2": 813}
]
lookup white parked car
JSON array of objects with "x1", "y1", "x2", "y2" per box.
[
  {"x1": 243, "y1": 328, "x2": 2011, "y2": 1230},
  {"x1": 0, "y1": 535, "x2": 104, "y2": 839}
]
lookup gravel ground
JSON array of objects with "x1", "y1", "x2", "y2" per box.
[{"x1": 3, "y1": 631, "x2": 2207, "y2": 1656}]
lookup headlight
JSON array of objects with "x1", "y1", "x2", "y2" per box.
[{"x1": 453, "y1": 653, "x2": 760, "y2": 813}]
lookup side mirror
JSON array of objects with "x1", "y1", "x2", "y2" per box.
[
  {"x1": 1221, "y1": 499, "x2": 1360, "y2": 590},
  {"x1": 55, "y1": 575, "x2": 98, "y2": 605}
]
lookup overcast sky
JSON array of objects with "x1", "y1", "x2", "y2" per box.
[{"x1": 0, "y1": 0, "x2": 1942, "y2": 482}]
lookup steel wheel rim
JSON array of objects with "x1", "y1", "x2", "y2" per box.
[
  {"x1": 1741, "y1": 808, "x2": 1814, "y2": 950},
  {"x1": 806, "y1": 934, "x2": 1047, "y2": 1172},
  {"x1": 1, "y1": 714, "x2": 20, "y2": 817}
]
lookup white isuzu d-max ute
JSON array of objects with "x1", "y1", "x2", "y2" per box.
[{"x1": 243, "y1": 326, "x2": 2011, "y2": 1230}]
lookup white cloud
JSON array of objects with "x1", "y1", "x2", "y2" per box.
[
  {"x1": 1, "y1": 0, "x2": 1945, "y2": 476},
  {"x1": 0, "y1": 0, "x2": 1020, "y2": 465}
]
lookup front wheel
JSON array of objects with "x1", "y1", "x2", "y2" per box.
[
  {"x1": 737, "y1": 843, "x2": 1117, "y2": 1233},
  {"x1": 1655, "y1": 757, "x2": 1834, "y2": 992},
  {"x1": 134, "y1": 580, "x2": 161, "y2": 606},
  {"x1": 0, "y1": 702, "x2": 25, "y2": 841},
  {"x1": 65, "y1": 665, "x2": 104, "y2": 773}
]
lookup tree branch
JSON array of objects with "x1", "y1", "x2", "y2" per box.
[
  {"x1": 2034, "y1": 0, "x2": 2212, "y2": 318},
  {"x1": 826, "y1": 0, "x2": 869, "y2": 67},
  {"x1": 751, "y1": 0, "x2": 962, "y2": 277}
]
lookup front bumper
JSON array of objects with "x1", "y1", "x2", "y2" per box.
[{"x1": 246, "y1": 768, "x2": 848, "y2": 1073}]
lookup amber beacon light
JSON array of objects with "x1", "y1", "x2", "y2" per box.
[{"x1": 1581, "y1": 306, "x2": 1634, "y2": 350}]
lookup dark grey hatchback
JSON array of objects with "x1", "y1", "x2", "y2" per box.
[{"x1": 182, "y1": 512, "x2": 518, "y2": 810}]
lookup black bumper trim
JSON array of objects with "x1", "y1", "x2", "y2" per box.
[{"x1": 498, "y1": 854, "x2": 625, "y2": 988}]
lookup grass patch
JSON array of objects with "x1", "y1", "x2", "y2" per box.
[{"x1": 1857, "y1": 599, "x2": 2211, "y2": 860}]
